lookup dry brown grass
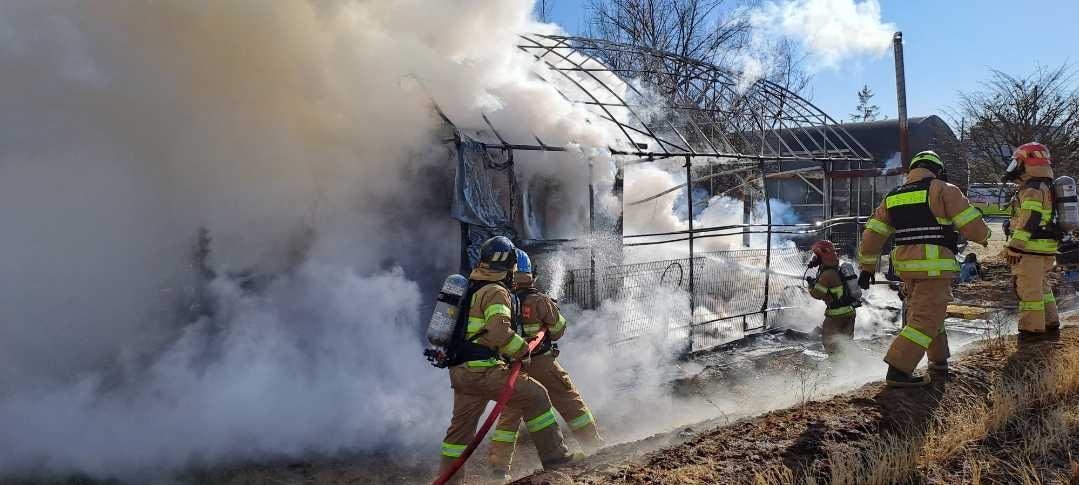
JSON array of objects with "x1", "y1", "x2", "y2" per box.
[{"x1": 753, "y1": 338, "x2": 1079, "y2": 485}]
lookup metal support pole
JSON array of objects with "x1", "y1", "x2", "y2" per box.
[
  {"x1": 588, "y1": 158, "x2": 598, "y2": 309},
  {"x1": 894, "y1": 32, "x2": 911, "y2": 166},
  {"x1": 760, "y1": 160, "x2": 772, "y2": 328},
  {"x1": 742, "y1": 188, "x2": 752, "y2": 247},
  {"x1": 855, "y1": 176, "x2": 862, "y2": 250},
  {"x1": 685, "y1": 156, "x2": 696, "y2": 329}
]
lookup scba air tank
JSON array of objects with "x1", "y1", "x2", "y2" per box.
[
  {"x1": 427, "y1": 274, "x2": 468, "y2": 347},
  {"x1": 838, "y1": 261, "x2": 863, "y2": 306},
  {"x1": 1053, "y1": 176, "x2": 1079, "y2": 232}
]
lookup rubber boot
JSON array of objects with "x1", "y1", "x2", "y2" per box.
[
  {"x1": 543, "y1": 451, "x2": 585, "y2": 470},
  {"x1": 486, "y1": 467, "x2": 511, "y2": 485},
  {"x1": 885, "y1": 365, "x2": 931, "y2": 387},
  {"x1": 927, "y1": 360, "x2": 948, "y2": 372},
  {"x1": 1018, "y1": 329, "x2": 1047, "y2": 342}
]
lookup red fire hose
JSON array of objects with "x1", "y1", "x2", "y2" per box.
[{"x1": 432, "y1": 328, "x2": 548, "y2": 485}]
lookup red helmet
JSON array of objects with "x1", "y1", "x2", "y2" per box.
[
  {"x1": 1013, "y1": 142, "x2": 1052, "y2": 167},
  {"x1": 810, "y1": 240, "x2": 837, "y2": 259}
]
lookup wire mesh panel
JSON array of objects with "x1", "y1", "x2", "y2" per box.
[{"x1": 563, "y1": 246, "x2": 815, "y2": 354}]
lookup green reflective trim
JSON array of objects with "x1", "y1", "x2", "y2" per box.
[
  {"x1": 857, "y1": 251, "x2": 878, "y2": 265},
  {"x1": 886, "y1": 190, "x2": 928, "y2": 208},
  {"x1": 935, "y1": 217, "x2": 953, "y2": 225},
  {"x1": 825, "y1": 306, "x2": 854, "y2": 317},
  {"x1": 952, "y1": 206, "x2": 982, "y2": 228},
  {"x1": 491, "y1": 429, "x2": 518, "y2": 443},
  {"x1": 500, "y1": 334, "x2": 525, "y2": 356},
  {"x1": 1019, "y1": 300, "x2": 1046, "y2": 312},
  {"x1": 891, "y1": 245, "x2": 959, "y2": 275},
  {"x1": 925, "y1": 244, "x2": 941, "y2": 277},
  {"x1": 441, "y1": 442, "x2": 467, "y2": 458},
  {"x1": 892, "y1": 259, "x2": 960, "y2": 274},
  {"x1": 1025, "y1": 238, "x2": 1059, "y2": 254},
  {"x1": 467, "y1": 317, "x2": 485, "y2": 336},
  {"x1": 1020, "y1": 199, "x2": 1046, "y2": 211},
  {"x1": 1013, "y1": 229, "x2": 1031, "y2": 242},
  {"x1": 551, "y1": 314, "x2": 566, "y2": 332},
  {"x1": 813, "y1": 283, "x2": 829, "y2": 294},
  {"x1": 526, "y1": 408, "x2": 557, "y2": 433},
  {"x1": 569, "y1": 411, "x2": 595, "y2": 430},
  {"x1": 484, "y1": 304, "x2": 512, "y2": 321},
  {"x1": 865, "y1": 218, "x2": 894, "y2": 236},
  {"x1": 1044, "y1": 292, "x2": 1057, "y2": 304},
  {"x1": 523, "y1": 323, "x2": 542, "y2": 335},
  {"x1": 465, "y1": 358, "x2": 502, "y2": 368},
  {"x1": 828, "y1": 286, "x2": 844, "y2": 296},
  {"x1": 899, "y1": 325, "x2": 933, "y2": 349}
]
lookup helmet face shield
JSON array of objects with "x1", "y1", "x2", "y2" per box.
[{"x1": 1003, "y1": 157, "x2": 1023, "y2": 181}]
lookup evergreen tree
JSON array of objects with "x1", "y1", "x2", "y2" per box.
[{"x1": 850, "y1": 84, "x2": 881, "y2": 122}]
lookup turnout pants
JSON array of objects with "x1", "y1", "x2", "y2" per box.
[
  {"x1": 1012, "y1": 253, "x2": 1059, "y2": 333},
  {"x1": 885, "y1": 278, "x2": 953, "y2": 375},
  {"x1": 821, "y1": 313, "x2": 856, "y2": 354},
  {"x1": 488, "y1": 353, "x2": 602, "y2": 473},
  {"x1": 439, "y1": 365, "x2": 570, "y2": 484}
]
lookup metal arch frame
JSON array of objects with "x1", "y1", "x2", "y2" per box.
[
  {"x1": 439, "y1": 34, "x2": 881, "y2": 352},
  {"x1": 506, "y1": 33, "x2": 874, "y2": 163}
]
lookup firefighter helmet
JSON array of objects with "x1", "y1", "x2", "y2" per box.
[
  {"x1": 1004, "y1": 142, "x2": 1051, "y2": 181},
  {"x1": 909, "y1": 150, "x2": 946, "y2": 179},
  {"x1": 810, "y1": 240, "x2": 838, "y2": 265},
  {"x1": 478, "y1": 236, "x2": 517, "y2": 272},
  {"x1": 515, "y1": 248, "x2": 533, "y2": 274}
]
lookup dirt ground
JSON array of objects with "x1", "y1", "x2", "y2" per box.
[{"x1": 516, "y1": 326, "x2": 1079, "y2": 485}]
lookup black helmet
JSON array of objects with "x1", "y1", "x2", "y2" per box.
[{"x1": 479, "y1": 236, "x2": 517, "y2": 272}]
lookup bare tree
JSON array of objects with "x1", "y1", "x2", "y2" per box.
[
  {"x1": 534, "y1": 0, "x2": 554, "y2": 23},
  {"x1": 849, "y1": 84, "x2": 881, "y2": 122},
  {"x1": 586, "y1": 0, "x2": 749, "y2": 66},
  {"x1": 953, "y1": 64, "x2": 1079, "y2": 182},
  {"x1": 584, "y1": 0, "x2": 811, "y2": 157}
]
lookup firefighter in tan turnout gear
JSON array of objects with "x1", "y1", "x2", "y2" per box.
[
  {"x1": 436, "y1": 236, "x2": 573, "y2": 483},
  {"x1": 1003, "y1": 142, "x2": 1061, "y2": 336},
  {"x1": 487, "y1": 249, "x2": 603, "y2": 479},
  {"x1": 805, "y1": 240, "x2": 856, "y2": 354},
  {"x1": 857, "y1": 151, "x2": 989, "y2": 387}
]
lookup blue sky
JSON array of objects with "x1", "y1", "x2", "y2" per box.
[{"x1": 544, "y1": 0, "x2": 1078, "y2": 126}]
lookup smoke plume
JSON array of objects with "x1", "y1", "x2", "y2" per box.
[
  {"x1": 0, "y1": 0, "x2": 621, "y2": 480},
  {"x1": 738, "y1": 0, "x2": 896, "y2": 87}
]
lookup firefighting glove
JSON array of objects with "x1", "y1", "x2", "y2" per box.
[
  {"x1": 1006, "y1": 249, "x2": 1021, "y2": 265},
  {"x1": 857, "y1": 270, "x2": 874, "y2": 290}
]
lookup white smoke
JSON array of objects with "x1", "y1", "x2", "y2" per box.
[
  {"x1": 738, "y1": 0, "x2": 896, "y2": 87},
  {"x1": 882, "y1": 151, "x2": 902, "y2": 174},
  {"x1": 623, "y1": 163, "x2": 800, "y2": 263},
  {"x1": 0, "y1": 0, "x2": 627, "y2": 480}
]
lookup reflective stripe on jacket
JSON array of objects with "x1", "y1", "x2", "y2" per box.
[
  {"x1": 857, "y1": 168, "x2": 990, "y2": 280},
  {"x1": 1009, "y1": 169, "x2": 1058, "y2": 255},
  {"x1": 463, "y1": 269, "x2": 528, "y2": 366},
  {"x1": 809, "y1": 266, "x2": 854, "y2": 317}
]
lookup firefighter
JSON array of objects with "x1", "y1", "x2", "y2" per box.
[
  {"x1": 857, "y1": 151, "x2": 990, "y2": 387},
  {"x1": 805, "y1": 240, "x2": 856, "y2": 354},
  {"x1": 1003, "y1": 142, "x2": 1060, "y2": 337},
  {"x1": 487, "y1": 249, "x2": 603, "y2": 480},
  {"x1": 436, "y1": 236, "x2": 574, "y2": 484}
]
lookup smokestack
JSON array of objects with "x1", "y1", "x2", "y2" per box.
[{"x1": 893, "y1": 31, "x2": 910, "y2": 167}]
